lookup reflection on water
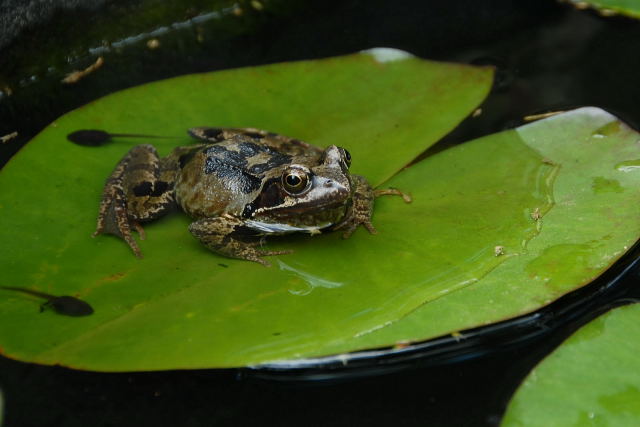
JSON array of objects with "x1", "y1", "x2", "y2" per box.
[
  {"x1": 277, "y1": 260, "x2": 344, "y2": 296},
  {"x1": 87, "y1": 6, "x2": 237, "y2": 55}
]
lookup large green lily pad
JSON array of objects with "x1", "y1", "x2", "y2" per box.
[
  {"x1": 0, "y1": 50, "x2": 495, "y2": 371},
  {"x1": 502, "y1": 303, "x2": 640, "y2": 426},
  {"x1": 312, "y1": 107, "x2": 640, "y2": 357}
]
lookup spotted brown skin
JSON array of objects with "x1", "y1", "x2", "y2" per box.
[{"x1": 93, "y1": 127, "x2": 411, "y2": 266}]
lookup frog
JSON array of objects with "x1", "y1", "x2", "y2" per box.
[{"x1": 93, "y1": 127, "x2": 411, "y2": 266}]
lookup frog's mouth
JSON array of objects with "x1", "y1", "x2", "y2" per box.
[
  {"x1": 249, "y1": 174, "x2": 351, "y2": 221},
  {"x1": 244, "y1": 219, "x2": 334, "y2": 235},
  {"x1": 264, "y1": 199, "x2": 349, "y2": 221},
  {"x1": 274, "y1": 198, "x2": 348, "y2": 213}
]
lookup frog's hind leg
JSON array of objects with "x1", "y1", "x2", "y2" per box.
[
  {"x1": 94, "y1": 144, "x2": 177, "y2": 258},
  {"x1": 188, "y1": 216, "x2": 292, "y2": 267}
]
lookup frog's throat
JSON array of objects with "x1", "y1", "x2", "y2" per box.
[{"x1": 244, "y1": 220, "x2": 333, "y2": 235}]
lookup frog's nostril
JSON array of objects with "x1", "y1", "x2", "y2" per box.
[{"x1": 324, "y1": 180, "x2": 333, "y2": 187}]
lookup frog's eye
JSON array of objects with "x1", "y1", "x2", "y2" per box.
[
  {"x1": 341, "y1": 149, "x2": 352, "y2": 168},
  {"x1": 282, "y1": 168, "x2": 310, "y2": 195}
]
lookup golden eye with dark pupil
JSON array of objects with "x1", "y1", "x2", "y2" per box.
[{"x1": 282, "y1": 170, "x2": 309, "y2": 194}]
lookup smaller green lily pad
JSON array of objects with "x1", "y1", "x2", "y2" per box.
[
  {"x1": 311, "y1": 107, "x2": 640, "y2": 357},
  {"x1": 564, "y1": 0, "x2": 640, "y2": 19},
  {"x1": 502, "y1": 303, "x2": 640, "y2": 427}
]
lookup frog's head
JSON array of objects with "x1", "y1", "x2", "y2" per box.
[
  {"x1": 277, "y1": 145, "x2": 353, "y2": 209},
  {"x1": 246, "y1": 145, "x2": 354, "y2": 226}
]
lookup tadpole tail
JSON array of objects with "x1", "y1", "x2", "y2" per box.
[
  {"x1": 0, "y1": 285, "x2": 53, "y2": 300},
  {"x1": 67, "y1": 129, "x2": 179, "y2": 146}
]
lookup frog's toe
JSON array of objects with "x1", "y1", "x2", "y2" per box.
[
  {"x1": 132, "y1": 221, "x2": 146, "y2": 240},
  {"x1": 250, "y1": 249, "x2": 293, "y2": 267},
  {"x1": 93, "y1": 190, "x2": 144, "y2": 257},
  {"x1": 251, "y1": 257, "x2": 272, "y2": 267},
  {"x1": 363, "y1": 221, "x2": 378, "y2": 235},
  {"x1": 374, "y1": 188, "x2": 412, "y2": 203},
  {"x1": 341, "y1": 221, "x2": 377, "y2": 239},
  {"x1": 256, "y1": 249, "x2": 294, "y2": 256},
  {"x1": 92, "y1": 219, "x2": 143, "y2": 258},
  {"x1": 115, "y1": 231, "x2": 144, "y2": 258},
  {"x1": 341, "y1": 228, "x2": 352, "y2": 239},
  {"x1": 130, "y1": 242, "x2": 144, "y2": 258}
]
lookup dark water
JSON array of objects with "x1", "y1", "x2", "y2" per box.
[{"x1": 2, "y1": 1, "x2": 640, "y2": 425}]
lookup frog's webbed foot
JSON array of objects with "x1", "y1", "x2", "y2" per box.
[
  {"x1": 247, "y1": 248, "x2": 294, "y2": 267},
  {"x1": 189, "y1": 216, "x2": 292, "y2": 267},
  {"x1": 335, "y1": 176, "x2": 412, "y2": 239},
  {"x1": 94, "y1": 144, "x2": 177, "y2": 258},
  {"x1": 333, "y1": 175, "x2": 376, "y2": 239},
  {"x1": 93, "y1": 163, "x2": 144, "y2": 258}
]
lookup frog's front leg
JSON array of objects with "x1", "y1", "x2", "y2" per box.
[
  {"x1": 189, "y1": 216, "x2": 292, "y2": 267},
  {"x1": 335, "y1": 175, "x2": 412, "y2": 238},
  {"x1": 94, "y1": 144, "x2": 177, "y2": 258}
]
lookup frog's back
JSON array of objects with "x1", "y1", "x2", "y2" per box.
[
  {"x1": 174, "y1": 134, "x2": 322, "y2": 219},
  {"x1": 187, "y1": 127, "x2": 323, "y2": 158}
]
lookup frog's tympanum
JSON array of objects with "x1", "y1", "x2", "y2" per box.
[{"x1": 94, "y1": 128, "x2": 411, "y2": 266}]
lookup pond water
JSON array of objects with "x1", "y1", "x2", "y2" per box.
[{"x1": 1, "y1": 1, "x2": 640, "y2": 426}]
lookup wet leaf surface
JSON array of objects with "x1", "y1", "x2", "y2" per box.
[
  {"x1": 502, "y1": 303, "x2": 640, "y2": 426},
  {"x1": 0, "y1": 51, "x2": 494, "y2": 370}
]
